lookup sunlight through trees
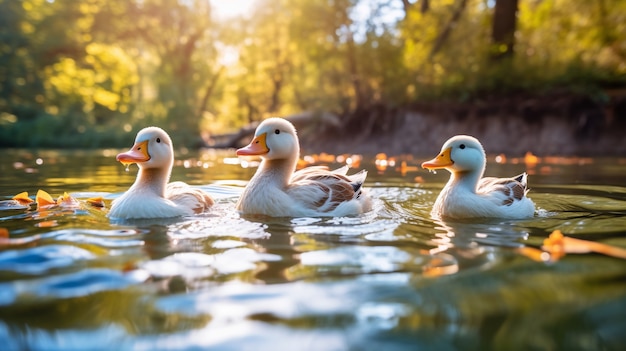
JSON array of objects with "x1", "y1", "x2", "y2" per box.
[{"x1": 0, "y1": 0, "x2": 624, "y2": 147}]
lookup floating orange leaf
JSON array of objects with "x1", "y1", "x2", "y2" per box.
[
  {"x1": 12, "y1": 192, "x2": 34, "y2": 205},
  {"x1": 542, "y1": 230, "x2": 626, "y2": 260},
  {"x1": 87, "y1": 196, "x2": 105, "y2": 208},
  {"x1": 0, "y1": 228, "x2": 10, "y2": 247},
  {"x1": 36, "y1": 189, "x2": 56, "y2": 207},
  {"x1": 56, "y1": 192, "x2": 80, "y2": 207},
  {"x1": 0, "y1": 229, "x2": 39, "y2": 251},
  {"x1": 517, "y1": 246, "x2": 552, "y2": 262},
  {"x1": 56, "y1": 191, "x2": 68, "y2": 204},
  {"x1": 36, "y1": 220, "x2": 58, "y2": 228}
]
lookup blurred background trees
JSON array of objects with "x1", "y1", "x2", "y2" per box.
[{"x1": 0, "y1": 0, "x2": 624, "y2": 148}]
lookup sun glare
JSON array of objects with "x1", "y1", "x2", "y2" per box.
[{"x1": 210, "y1": 0, "x2": 257, "y2": 18}]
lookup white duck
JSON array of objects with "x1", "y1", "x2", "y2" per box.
[
  {"x1": 421, "y1": 135, "x2": 535, "y2": 219},
  {"x1": 236, "y1": 117, "x2": 372, "y2": 217},
  {"x1": 108, "y1": 127, "x2": 214, "y2": 219}
]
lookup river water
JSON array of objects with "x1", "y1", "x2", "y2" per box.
[{"x1": 0, "y1": 148, "x2": 624, "y2": 351}]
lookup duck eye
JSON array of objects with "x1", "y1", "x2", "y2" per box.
[
  {"x1": 459, "y1": 144, "x2": 465, "y2": 149},
  {"x1": 275, "y1": 129, "x2": 280, "y2": 135},
  {"x1": 156, "y1": 138, "x2": 161, "y2": 143}
]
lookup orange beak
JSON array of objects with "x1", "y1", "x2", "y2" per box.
[
  {"x1": 422, "y1": 147, "x2": 453, "y2": 170},
  {"x1": 117, "y1": 140, "x2": 150, "y2": 166},
  {"x1": 237, "y1": 133, "x2": 269, "y2": 156}
]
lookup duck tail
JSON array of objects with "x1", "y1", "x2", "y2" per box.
[
  {"x1": 349, "y1": 169, "x2": 368, "y2": 193},
  {"x1": 332, "y1": 165, "x2": 350, "y2": 175},
  {"x1": 514, "y1": 172, "x2": 531, "y2": 195}
]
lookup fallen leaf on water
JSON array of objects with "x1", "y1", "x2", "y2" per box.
[
  {"x1": 516, "y1": 246, "x2": 553, "y2": 262},
  {"x1": 87, "y1": 196, "x2": 105, "y2": 208},
  {"x1": 56, "y1": 192, "x2": 81, "y2": 208},
  {"x1": 12, "y1": 192, "x2": 34, "y2": 205},
  {"x1": 36, "y1": 189, "x2": 56, "y2": 207},
  {"x1": 56, "y1": 192, "x2": 69, "y2": 203},
  {"x1": 0, "y1": 229, "x2": 40, "y2": 248},
  {"x1": 36, "y1": 220, "x2": 58, "y2": 228},
  {"x1": 542, "y1": 230, "x2": 626, "y2": 260}
]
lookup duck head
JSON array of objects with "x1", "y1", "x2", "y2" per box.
[
  {"x1": 117, "y1": 127, "x2": 174, "y2": 170},
  {"x1": 422, "y1": 135, "x2": 486, "y2": 173},
  {"x1": 236, "y1": 117, "x2": 299, "y2": 161}
]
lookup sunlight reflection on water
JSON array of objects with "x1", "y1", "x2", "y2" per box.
[{"x1": 0, "y1": 150, "x2": 625, "y2": 350}]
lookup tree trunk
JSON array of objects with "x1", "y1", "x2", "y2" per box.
[
  {"x1": 491, "y1": 0, "x2": 519, "y2": 60},
  {"x1": 337, "y1": 4, "x2": 364, "y2": 110},
  {"x1": 429, "y1": 0, "x2": 468, "y2": 59},
  {"x1": 196, "y1": 66, "x2": 224, "y2": 119}
]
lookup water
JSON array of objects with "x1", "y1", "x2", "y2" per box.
[{"x1": 0, "y1": 149, "x2": 625, "y2": 351}]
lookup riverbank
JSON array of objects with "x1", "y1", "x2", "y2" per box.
[{"x1": 299, "y1": 91, "x2": 626, "y2": 157}]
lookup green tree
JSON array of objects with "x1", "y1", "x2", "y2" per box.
[
  {"x1": 1, "y1": 0, "x2": 624, "y2": 148},
  {"x1": 0, "y1": 0, "x2": 45, "y2": 123},
  {"x1": 91, "y1": 0, "x2": 222, "y2": 145}
]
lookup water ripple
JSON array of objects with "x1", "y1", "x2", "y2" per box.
[
  {"x1": 0, "y1": 268, "x2": 148, "y2": 305},
  {"x1": 1, "y1": 152, "x2": 625, "y2": 351},
  {"x1": 0, "y1": 244, "x2": 94, "y2": 275},
  {"x1": 38, "y1": 228, "x2": 147, "y2": 249},
  {"x1": 167, "y1": 203, "x2": 269, "y2": 240},
  {"x1": 140, "y1": 248, "x2": 281, "y2": 281}
]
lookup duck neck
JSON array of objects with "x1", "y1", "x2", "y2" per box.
[
  {"x1": 450, "y1": 169, "x2": 482, "y2": 193},
  {"x1": 254, "y1": 157, "x2": 297, "y2": 188},
  {"x1": 133, "y1": 167, "x2": 170, "y2": 197}
]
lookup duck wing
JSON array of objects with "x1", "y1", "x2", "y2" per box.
[
  {"x1": 166, "y1": 181, "x2": 214, "y2": 214},
  {"x1": 288, "y1": 167, "x2": 366, "y2": 213},
  {"x1": 477, "y1": 173, "x2": 529, "y2": 206}
]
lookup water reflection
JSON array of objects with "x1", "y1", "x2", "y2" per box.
[
  {"x1": 0, "y1": 149, "x2": 625, "y2": 350},
  {"x1": 0, "y1": 244, "x2": 94, "y2": 275}
]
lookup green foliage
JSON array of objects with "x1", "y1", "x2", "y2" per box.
[
  {"x1": 400, "y1": 0, "x2": 626, "y2": 101},
  {"x1": 0, "y1": 0, "x2": 624, "y2": 148}
]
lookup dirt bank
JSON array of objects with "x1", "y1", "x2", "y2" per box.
[{"x1": 300, "y1": 93, "x2": 626, "y2": 157}]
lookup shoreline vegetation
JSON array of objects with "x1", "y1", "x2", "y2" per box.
[{"x1": 1, "y1": 0, "x2": 625, "y2": 155}]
